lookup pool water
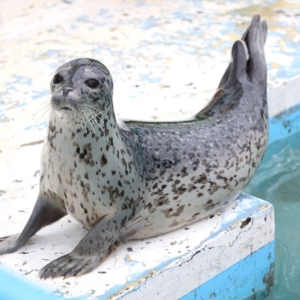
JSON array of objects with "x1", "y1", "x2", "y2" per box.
[{"x1": 245, "y1": 131, "x2": 300, "y2": 299}]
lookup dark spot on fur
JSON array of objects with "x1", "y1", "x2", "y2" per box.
[
  {"x1": 181, "y1": 167, "x2": 188, "y2": 177},
  {"x1": 101, "y1": 154, "x2": 108, "y2": 166},
  {"x1": 57, "y1": 173, "x2": 61, "y2": 184}
]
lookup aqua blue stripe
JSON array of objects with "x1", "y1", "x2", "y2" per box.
[
  {"x1": 269, "y1": 103, "x2": 300, "y2": 144},
  {"x1": 0, "y1": 267, "x2": 56, "y2": 300},
  {"x1": 180, "y1": 241, "x2": 275, "y2": 300}
]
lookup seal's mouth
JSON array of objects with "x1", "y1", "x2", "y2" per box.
[{"x1": 59, "y1": 106, "x2": 72, "y2": 112}]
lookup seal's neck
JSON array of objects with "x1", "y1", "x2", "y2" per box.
[{"x1": 47, "y1": 105, "x2": 132, "y2": 165}]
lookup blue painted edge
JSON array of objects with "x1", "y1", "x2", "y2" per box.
[
  {"x1": 179, "y1": 241, "x2": 275, "y2": 300},
  {"x1": 0, "y1": 266, "x2": 56, "y2": 300},
  {"x1": 269, "y1": 103, "x2": 300, "y2": 144},
  {"x1": 98, "y1": 193, "x2": 269, "y2": 299},
  {"x1": 98, "y1": 193, "x2": 271, "y2": 300}
]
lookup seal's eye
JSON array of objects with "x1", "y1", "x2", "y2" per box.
[
  {"x1": 53, "y1": 74, "x2": 63, "y2": 84},
  {"x1": 85, "y1": 79, "x2": 99, "y2": 89}
]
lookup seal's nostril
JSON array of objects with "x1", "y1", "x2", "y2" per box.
[{"x1": 63, "y1": 88, "x2": 72, "y2": 96}]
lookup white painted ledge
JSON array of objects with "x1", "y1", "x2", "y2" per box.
[
  {"x1": 269, "y1": 74, "x2": 300, "y2": 118},
  {"x1": 109, "y1": 193, "x2": 274, "y2": 300},
  {"x1": 0, "y1": 193, "x2": 274, "y2": 299}
]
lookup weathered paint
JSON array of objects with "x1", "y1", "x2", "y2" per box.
[
  {"x1": 180, "y1": 242, "x2": 275, "y2": 300},
  {"x1": 269, "y1": 101, "x2": 300, "y2": 144},
  {"x1": 105, "y1": 193, "x2": 274, "y2": 300},
  {"x1": 0, "y1": 193, "x2": 275, "y2": 299},
  {"x1": 0, "y1": 0, "x2": 299, "y2": 299}
]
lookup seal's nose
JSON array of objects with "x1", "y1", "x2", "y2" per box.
[{"x1": 63, "y1": 88, "x2": 73, "y2": 96}]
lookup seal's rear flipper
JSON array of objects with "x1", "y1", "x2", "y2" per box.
[
  {"x1": 196, "y1": 39, "x2": 248, "y2": 118},
  {"x1": 197, "y1": 14, "x2": 267, "y2": 118},
  {"x1": 244, "y1": 15, "x2": 267, "y2": 86},
  {"x1": 0, "y1": 196, "x2": 66, "y2": 255},
  {"x1": 218, "y1": 14, "x2": 267, "y2": 90},
  {"x1": 218, "y1": 23, "x2": 249, "y2": 89}
]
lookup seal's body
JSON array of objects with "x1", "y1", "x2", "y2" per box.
[
  {"x1": 45, "y1": 92, "x2": 267, "y2": 239},
  {"x1": 0, "y1": 15, "x2": 268, "y2": 278}
]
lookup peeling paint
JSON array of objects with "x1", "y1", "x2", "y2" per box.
[
  {"x1": 0, "y1": 0, "x2": 292, "y2": 298},
  {"x1": 263, "y1": 262, "x2": 275, "y2": 292}
]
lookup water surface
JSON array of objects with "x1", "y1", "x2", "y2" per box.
[{"x1": 245, "y1": 131, "x2": 300, "y2": 299}]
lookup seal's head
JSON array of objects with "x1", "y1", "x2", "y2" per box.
[{"x1": 50, "y1": 58, "x2": 113, "y2": 123}]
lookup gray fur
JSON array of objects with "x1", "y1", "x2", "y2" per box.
[{"x1": 0, "y1": 15, "x2": 268, "y2": 278}]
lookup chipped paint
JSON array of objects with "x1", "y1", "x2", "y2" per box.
[
  {"x1": 0, "y1": 192, "x2": 274, "y2": 299},
  {"x1": 0, "y1": 0, "x2": 297, "y2": 298},
  {"x1": 110, "y1": 194, "x2": 274, "y2": 299},
  {"x1": 179, "y1": 242, "x2": 275, "y2": 300},
  {"x1": 106, "y1": 270, "x2": 157, "y2": 300},
  {"x1": 263, "y1": 262, "x2": 275, "y2": 292}
]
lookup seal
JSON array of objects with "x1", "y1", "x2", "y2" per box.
[{"x1": 0, "y1": 15, "x2": 268, "y2": 278}]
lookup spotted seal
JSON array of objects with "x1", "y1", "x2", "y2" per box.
[{"x1": 0, "y1": 15, "x2": 268, "y2": 278}]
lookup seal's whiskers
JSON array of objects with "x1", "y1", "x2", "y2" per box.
[
  {"x1": 77, "y1": 106, "x2": 87, "y2": 131},
  {"x1": 79, "y1": 104, "x2": 104, "y2": 131},
  {"x1": 84, "y1": 104, "x2": 104, "y2": 128},
  {"x1": 80, "y1": 105, "x2": 96, "y2": 133},
  {"x1": 33, "y1": 102, "x2": 52, "y2": 130}
]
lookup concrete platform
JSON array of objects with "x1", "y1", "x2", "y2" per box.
[
  {"x1": 1, "y1": 0, "x2": 299, "y2": 299},
  {"x1": 0, "y1": 193, "x2": 274, "y2": 299}
]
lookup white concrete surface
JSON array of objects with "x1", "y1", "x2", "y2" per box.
[
  {"x1": 0, "y1": 0, "x2": 298, "y2": 299},
  {"x1": 0, "y1": 194, "x2": 274, "y2": 299}
]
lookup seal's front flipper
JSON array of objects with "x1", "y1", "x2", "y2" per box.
[
  {"x1": 0, "y1": 234, "x2": 20, "y2": 250},
  {"x1": 0, "y1": 196, "x2": 66, "y2": 255},
  {"x1": 39, "y1": 212, "x2": 143, "y2": 278}
]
